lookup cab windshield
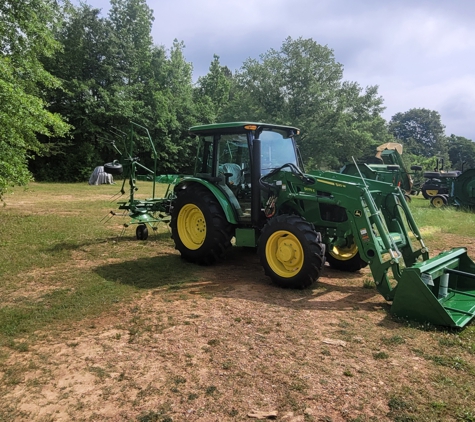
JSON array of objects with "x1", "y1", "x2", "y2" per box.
[{"x1": 260, "y1": 129, "x2": 297, "y2": 174}]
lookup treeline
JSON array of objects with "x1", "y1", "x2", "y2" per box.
[{"x1": 1, "y1": 0, "x2": 474, "y2": 196}]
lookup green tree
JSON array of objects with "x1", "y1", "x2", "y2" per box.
[
  {"x1": 447, "y1": 134, "x2": 475, "y2": 171},
  {"x1": 150, "y1": 39, "x2": 198, "y2": 173},
  {"x1": 194, "y1": 54, "x2": 232, "y2": 123},
  {"x1": 222, "y1": 37, "x2": 390, "y2": 169},
  {"x1": 35, "y1": 0, "x2": 160, "y2": 180},
  {"x1": 37, "y1": 1, "x2": 197, "y2": 178},
  {"x1": 0, "y1": 0, "x2": 70, "y2": 197},
  {"x1": 388, "y1": 108, "x2": 448, "y2": 159},
  {"x1": 32, "y1": 4, "x2": 113, "y2": 181}
]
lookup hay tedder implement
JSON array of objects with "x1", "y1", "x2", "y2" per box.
[
  {"x1": 103, "y1": 122, "x2": 475, "y2": 328},
  {"x1": 101, "y1": 122, "x2": 181, "y2": 240}
]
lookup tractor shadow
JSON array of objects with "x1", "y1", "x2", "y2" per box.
[
  {"x1": 46, "y1": 231, "x2": 171, "y2": 253},
  {"x1": 94, "y1": 246, "x2": 397, "y2": 326}
]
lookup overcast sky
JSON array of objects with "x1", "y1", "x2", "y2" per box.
[{"x1": 73, "y1": 0, "x2": 475, "y2": 141}]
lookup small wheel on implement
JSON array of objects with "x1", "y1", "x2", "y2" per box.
[
  {"x1": 136, "y1": 224, "x2": 148, "y2": 240},
  {"x1": 430, "y1": 194, "x2": 447, "y2": 208},
  {"x1": 326, "y1": 240, "x2": 368, "y2": 272},
  {"x1": 104, "y1": 161, "x2": 123, "y2": 175},
  {"x1": 404, "y1": 194, "x2": 412, "y2": 203},
  {"x1": 258, "y1": 214, "x2": 325, "y2": 289}
]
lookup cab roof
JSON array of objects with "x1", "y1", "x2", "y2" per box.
[{"x1": 189, "y1": 121, "x2": 300, "y2": 137}]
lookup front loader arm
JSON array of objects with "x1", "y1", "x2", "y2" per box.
[
  {"x1": 262, "y1": 167, "x2": 475, "y2": 327},
  {"x1": 308, "y1": 171, "x2": 475, "y2": 327}
]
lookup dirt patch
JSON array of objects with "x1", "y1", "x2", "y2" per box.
[{"x1": 1, "y1": 236, "x2": 475, "y2": 421}]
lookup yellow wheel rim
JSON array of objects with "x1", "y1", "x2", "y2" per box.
[
  {"x1": 177, "y1": 204, "x2": 206, "y2": 250},
  {"x1": 426, "y1": 189, "x2": 438, "y2": 197},
  {"x1": 265, "y1": 230, "x2": 304, "y2": 278},
  {"x1": 432, "y1": 197, "x2": 445, "y2": 208},
  {"x1": 329, "y1": 243, "x2": 358, "y2": 261}
]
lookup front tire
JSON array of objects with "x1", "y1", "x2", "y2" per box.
[
  {"x1": 258, "y1": 214, "x2": 325, "y2": 289},
  {"x1": 170, "y1": 184, "x2": 234, "y2": 265},
  {"x1": 326, "y1": 240, "x2": 368, "y2": 272},
  {"x1": 430, "y1": 194, "x2": 448, "y2": 208}
]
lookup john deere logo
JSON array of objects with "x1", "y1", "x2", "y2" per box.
[{"x1": 354, "y1": 210, "x2": 362, "y2": 217}]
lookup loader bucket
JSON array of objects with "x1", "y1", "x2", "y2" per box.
[{"x1": 391, "y1": 248, "x2": 475, "y2": 327}]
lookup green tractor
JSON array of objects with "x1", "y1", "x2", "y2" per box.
[
  {"x1": 420, "y1": 158, "x2": 461, "y2": 199},
  {"x1": 340, "y1": 142, "x2": 423, "y2": 201},
  {"x1": 167, "y1": 122, "x2": 475, "y2": 328},
  {"x1": 106, "y1": 121, "x2": 475, "y2": 328},
  {"x1": 430, "y1": 168, "x2": 475, "y2": 209}
]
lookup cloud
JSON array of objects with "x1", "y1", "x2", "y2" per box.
[{"x1": 71, "y1": 0, "x2": 475, "y2": 140}]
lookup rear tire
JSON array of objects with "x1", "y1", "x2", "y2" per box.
[
  {"x1": 326, "y1": 240, "x2": 368, "y2": 272},
  {"x1": 258, "y1": 214, "x2": 325, "y2": 289},
  {"x1": 170, "y1": 184, "x2": 234, "y2": 265},
  {"x1": 421, "y1": 186, "x2": 439, "y2": 199}
]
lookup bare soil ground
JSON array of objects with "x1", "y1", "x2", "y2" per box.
[{"x1": 2, "y1": 193, "x2": 475, "y2": 421}]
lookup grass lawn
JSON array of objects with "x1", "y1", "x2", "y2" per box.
[{"x1": 1, "y1": 183, "x2": 475, "y2": 421}]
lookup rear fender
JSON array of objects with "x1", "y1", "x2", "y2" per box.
[{"x1": 174, "y1": 178, "x2": 238, "y2": 224}]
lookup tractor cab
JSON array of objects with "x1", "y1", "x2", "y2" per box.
[{"x1": 190, "y1": 122, "x2": 301, "y2": 223}]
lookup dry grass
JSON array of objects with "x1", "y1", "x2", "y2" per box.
[{"x1": 1, "y1": 183, "x2": 475, "y2": 422}]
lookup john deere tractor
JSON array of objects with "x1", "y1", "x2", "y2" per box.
[
  {"x1": 420, "y1": 158, "x2": 461, "y2": 199},
  {"x1": 430, "y1": 168, "x2": 475, "y2": 210},
  {"x1": 104, "y1": 122, "x2": 475, "y2": 327},
  {"x1": 165, "y1": 122, "x2": 475, "y2": 328}
]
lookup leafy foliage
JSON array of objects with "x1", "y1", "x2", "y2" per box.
[
  {"x1": 194, "y1": 55, "x2": 232, "y2": 123},
  {"x1": 2, "y1": 1, "x2": 472, "y2": 185},
  {"x1": 447, "y1": 135, "x2": 475, "y2": 171},
  {"x1": 221, "y1": 37, "x2": 391, "y2": 169},
  {"x1": 0, "y1": 0, "x2": 70, "y2": 197},
  {"x1": 35, "y1": 2, "x2": 200, "y2": 179},
  {"x1": 389, "y1": 108, "x2": 448, "y2": 160}
]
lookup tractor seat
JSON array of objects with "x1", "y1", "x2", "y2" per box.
[{"x1": 220, "y1": 163, "x2": 243, "y2": 186}]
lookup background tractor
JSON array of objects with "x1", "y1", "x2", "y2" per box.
[
  {"x1": 340, "y1": 142, "x2": 423, "y2": 201},
  {"x1": 420, "y1": 158, "x2": 461, "y2": 199},
  {"x1": 430, "y1": 168, "x2": 475, "y2": 209},
  {"x1": 106, "y1": 121, "x2": 475, "y2": 328}
]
